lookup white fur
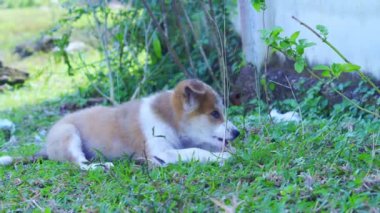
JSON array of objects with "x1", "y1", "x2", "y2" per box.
[
  {"x1": 141, "y1": 92, "x2": 237, "y2": 165},
  {"x1": 0, "y1": 156, "x2": 13, "y2": 166},
  {"x1": 67, "y1": 133, "x2": 89, "y2": 168},
  {"x1": 81, "y1": 162, "x2": 114, "y2": 171},
  {"x1": 215, "y1": 121, "x2": 239, "y2": 140},
  {"x1": 140, "y1": 94, "x2": 180, "y2": 154}
]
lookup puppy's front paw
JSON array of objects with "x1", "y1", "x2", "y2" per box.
[
  {"x1": 81, "y1": 162, "x2": 114, "y2": 171},
  {"x1": 149, "y1": 156, "x2": 168, "y2": 167},
  {"x1": 212, "y1": 152, "x2": 232, "y2": 166}
]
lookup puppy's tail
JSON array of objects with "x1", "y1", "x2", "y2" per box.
[{"x1": 0, "y1": 149, "x2": 48, "y2": 166}]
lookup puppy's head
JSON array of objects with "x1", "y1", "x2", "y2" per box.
[{"x1": 173, "y1": 79, "x2": 240, "y2": 152}]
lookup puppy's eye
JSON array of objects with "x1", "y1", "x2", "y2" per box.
[{"x1": 210, "y1": 110, "x2": 221, "y2": 119}]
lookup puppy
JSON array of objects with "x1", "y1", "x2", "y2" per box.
[{"x1": 0, "y1": 79, "x2": 240, "y2": 170}]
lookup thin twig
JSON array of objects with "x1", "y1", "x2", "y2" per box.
[
  {"x1": 77, "y1": 54, "x2": 117, "y2": 105},
  {"x1": 292, "y1": 16, "x2": 380, "y2": 95},
  {"x1": 222, "y1": 0, "x2": 228, "y2": 153},
  {"x1": 88, "y1": 2, "x2": 117, "y2": 104},
  {"x1": 177, "y1": 0, "x2": 220, "y2": 89},
  {"x1": 306, "y1": 68, "x2": 380, "y2": 118},
  {"x1": 141, "y1": 0, "x2": 193, "y2": 78},
  {"x1": 201, "y1": 1, "x2": 225, "y2": 84},
  {"x1": 159, "y1": 0, "x2": 169, "y2": 38},
  {"x1": 262, "y1": 8, "x2": 272, "y2": 123},
  {"x1": 269, "y1": 46, "x2": 380, "y2": 118},
  {"x1": 173, "y1": 0, "x2": 196, "y2": 76},
  {"x1": 131, "y1": 20, "x2": 154, "y2": 100},
  {"x1": 284, "y1": 74, "x2": 305, "y2": 137},
  {"x1": 91, "y1": 1, "x2": 116, "y2": 104},
  {"x1": 268, "y1": 80, "x2": 291, "y2": 89}
]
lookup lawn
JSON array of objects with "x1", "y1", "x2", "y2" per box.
[
  {"x1": 0, "y1": 5, "x2": 379, "y2": 213},
  {"x1": 0, "y1": 107, "x2": 379, "y2": 211}
]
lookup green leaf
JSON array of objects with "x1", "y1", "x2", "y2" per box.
[
  {"x1": 331, "y1": 63, "x2": 342, "y2": 77},
  {"x1": 294, "y1": 57, "x2": 305, "y2": 73},
  {"x1": 296, "y1": 45, "x2": 304, "y2": 55},
  {"x1": 312, "y1": 65, "x2": 330, "y2": 71},
  {"x1": 304, "y1": 41, "x2": 316, "y2": 48},
  {"x1": 260, "y1": 76, "x2": 267, "y2": 86},
  {"x1": 289, "y1": 31, "x2": 300, "y2": 42},
  {"x1": 252, "y1": 0, "x2": 265, "y2": 11},
  {"x1": 152, "y1": 32, "x2": 162, "y2": 59},
  {"x1": 260, "y1": 29, "x2": 270, "y2": 40},
  {"x1": 279, "y1": 40, "x2": 290, "y2": 49},
  {"x1": 341, "y1": 63, "x2": 361, "y2": 72},
  {"x1": 270, "y1": 27, "x2": 283, "y2": 38},
  {"x1": 321, "y1": 70, "x2": 332, "y2": 77},
  {"x1": 316, "y1": 25, "x2": 328, "y2": 38},
  {"x1": 269, "y1": 82, "x2": 276, "y2": 91}
]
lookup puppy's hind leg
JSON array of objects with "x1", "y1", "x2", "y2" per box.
[
  {"x1": 46, "y1": 123, "x2": 113, "y2": 171},
  {"x1": 46, "y1": 123, "x2": 89, "y2": 169}
]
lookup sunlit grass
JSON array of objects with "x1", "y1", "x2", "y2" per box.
[
  {"x1": 0, "y1": 6, "x2": 101, "y2": 110},
  {"x1": 0, "y1": 7, "x2": 61, "y2": 53}
]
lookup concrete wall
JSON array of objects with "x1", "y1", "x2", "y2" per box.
[{"x1": 234, "y1": 0, "x2": 380, "y2": 79}]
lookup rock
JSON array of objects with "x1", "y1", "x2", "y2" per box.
[
  {"x1": 270, "y1": 109, "x2": 301, "y2": 123},
  {"x1": 34, "y1": 36, "x2": 57, "y2": 52},
  {"x1": 13, "y1": 45, "x2": 34, "y2": 58},
  {"x1": 65, "y1": 41, "x2": 87, "y2": 53},
  {"x1": 0, "y1": 61, "x2": 29, "y2": 90},
  {"x1": 0, "y1": 119, "x2": 15, "y2": 142},
  {"x1": 13, "y1": 36, "x2": 58, "y2": 59}
]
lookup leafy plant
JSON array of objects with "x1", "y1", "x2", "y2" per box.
[
  {"x1": 251, "y1": 0, "x2": 266, "y2": 11},
  {"x1": 261, "y1": 24, "x2": 378, "y2": 118},
  {"x1": 53, "y1": 0, "x2": 242, "y2": 103}
]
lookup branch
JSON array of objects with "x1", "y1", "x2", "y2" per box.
[
  {"x1": 172, "y1": 0, "x2": 196, "y2": 76},
  {"x1": 201, "y1": 1, "x2": 226, "y2": 84},
  {"x1": 131, "y1": 20, "x2": 153, "y2": 100},
  {"x1": 177, "y1": 0, "x2": 220, "y2": 89},
  {"x1": 77, "y1": 54, "x2": 117, "y2": 106},
  {"x1": 270, "y1": 47, "x2": 379, "y2": 118},
  {"x1": 306, "y1": 68, "x2": 379, "y2": 118},
  {"x1": 141, "y1": 0, "x2": 193, "y2": 78},
  {"x1": 91, "y1": 3, "x2": 116, "y2": 104},
  {"x1": 292, "y1": 16, "x2": 380, "y2": 95}
]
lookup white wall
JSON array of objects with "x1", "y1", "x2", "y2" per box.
[{"x1": 234, "y1": 0, "x2": 380, "y2": 79}]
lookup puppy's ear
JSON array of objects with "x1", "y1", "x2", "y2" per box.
[{"x1": 183, "y1": 80, "x2": 206, "y2": 112}]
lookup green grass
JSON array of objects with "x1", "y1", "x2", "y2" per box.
[
  {"x1": 0, "y1": 5, "x2": 379, "y2": 213},
  {"x1": 0, "y1": 7, "x2": 58, "y2": 51},
  {"x1": 0, "y1": 7, "x2": 99, "y2": 110},
  {"x1": 0, "y1": 108, "x2": 379, "y2": 211}
]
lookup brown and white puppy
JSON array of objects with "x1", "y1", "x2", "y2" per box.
[{"x1": 0, "y1": 79, "x2": 240, "y2": 170}]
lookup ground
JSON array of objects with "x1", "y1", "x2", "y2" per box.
[{"x1": 0, "y1": 6, "x2": 379, "y2": 212}]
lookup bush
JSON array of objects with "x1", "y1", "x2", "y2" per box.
[{"x1": 53, "y1": 0, "x2": 242, "y2": 103}]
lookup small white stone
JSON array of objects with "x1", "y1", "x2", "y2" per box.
[
  {"x1": 270, "y1": 109, "x2": 301, "y2": 123},
  {"x1": 0, "y1": 156, "x2": 13, "y2": 166},
  {"x1": 0, "y1": 119, "x2": 15, "y2": 133}
]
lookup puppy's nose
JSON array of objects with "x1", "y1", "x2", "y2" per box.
[{"x1": 232, "y1": 129, "x2": 240, "y2": 139}]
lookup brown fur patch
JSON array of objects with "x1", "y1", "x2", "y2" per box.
[
  {"x1": 152, "y1": 91, "x2": 179, "y2": 130},
  {"x1": 172, "y1": 79, "x2": 224, "y2": 124},
  {"x1": 46, "y1": 101, "x2": 147, "y2": 162}
]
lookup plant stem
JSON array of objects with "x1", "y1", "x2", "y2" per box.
[
  {"x1": 306, "y1": 68, "x2": 379, "y2": 118},
  {"x1": 270, "y1": 46, "x2": 379, "y2": 118},
  {"x1": 91, "y1": 2, "x2": 116, "y2": 105},
  {"x1": 292, "y1": 16, "x2": 380, "y2": 95},
  {"x1": 178, "y1": 0, "x2": 220, "y2": 90},
  {"x1": 141, "y1": 0, "x2": 193, "y2": 78}
]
